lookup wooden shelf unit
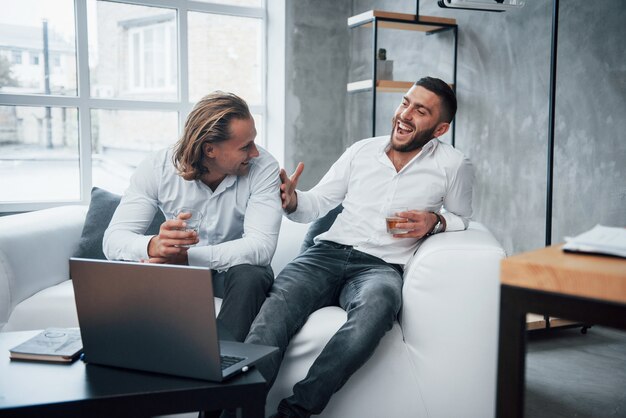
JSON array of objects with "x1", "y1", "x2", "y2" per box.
[{"x1": 347, "y1": 10, "x2": 458, "y2": 142}]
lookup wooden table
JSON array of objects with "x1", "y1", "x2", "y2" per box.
[
  {"x1": 496, "y1": 245, "x2": 626, "y2": 418},
  {"x1": 0, "y1": 330, "x2": 267, "y2": 418}
]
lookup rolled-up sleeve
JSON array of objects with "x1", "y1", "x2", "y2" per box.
[
  {"x1": 441, "y1": 156, "x2": 474, "y2": 231},
  {"x1": 103, "y1": 155, "x2": 161, "y2": 261}
]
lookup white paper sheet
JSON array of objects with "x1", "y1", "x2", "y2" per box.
[{"x1": 563, "y1": 225, "x2": 626, "y2": 258}]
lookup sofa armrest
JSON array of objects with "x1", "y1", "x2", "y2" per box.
[
  {"x1": 400, "y1": 221, "x2": 506, "y2": 417},
  {"x1": 0, "y1": 205, "x2": 88, "y2": 329}
]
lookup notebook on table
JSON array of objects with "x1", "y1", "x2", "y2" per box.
[{"x1": 69, "y1": 257, "x2": 277, "y2": 382}]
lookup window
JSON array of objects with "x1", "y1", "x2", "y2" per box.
[
  {"x1": 89, "y1": 2, "x2": 179, "y2": 101},
  {"x1": 127, "y1": 19, "x2": 177, "y2": 93},
  {"x1": 0, "y1": 104, "x2": 80, "y2": 202},
  {"x1": 188, "y1": 12, "x2": 262, "y2": 104},
  {"x1": 0, "y1": 0, "x2": 275, "y2": 212},
  {"x1": 12, "y1": 50, "x2": 22, "y2": 64}
]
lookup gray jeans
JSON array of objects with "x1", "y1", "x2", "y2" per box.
[{"x1": 246, "y1": 241, "x2": 403, "y2": 417}]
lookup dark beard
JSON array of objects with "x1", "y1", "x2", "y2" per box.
[{"x1": 389, "y1": 122, "x2": 437, "y2": 153}]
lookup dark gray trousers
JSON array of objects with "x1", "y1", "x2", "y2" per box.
[{"x1": 213, "y1": 264, "x2": 274, "y2": 342}]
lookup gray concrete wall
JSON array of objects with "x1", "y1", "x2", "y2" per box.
[
  {"x1": 284, "y1": 0, "x2": 626, "y2": 255},
  {"x1": 283, "y1": 0, "x2": 352, "y2": 190}
]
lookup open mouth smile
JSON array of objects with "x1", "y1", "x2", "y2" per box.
[{"x1": 395, "y1": 120, "x2": 415, "y2": 137}]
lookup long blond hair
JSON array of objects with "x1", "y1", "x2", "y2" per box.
[{"x1": 172, "y1": 91, "x2": 251, "y2": 180}]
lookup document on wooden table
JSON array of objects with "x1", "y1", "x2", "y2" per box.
[
  {"x1": 9, "y1": 328, "x2": 83, "y2": 363},
  {"x1": 563, "y1": 225, "x2": 626, "y2": 258}
]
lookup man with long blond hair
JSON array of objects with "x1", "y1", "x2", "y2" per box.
[{"x1": 104, "y1": 91, "x2": 282, "y2": 342}]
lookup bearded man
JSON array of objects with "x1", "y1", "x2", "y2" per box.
[{"x1": 245, "y1": 76, "x2": 474, "y2": 418}]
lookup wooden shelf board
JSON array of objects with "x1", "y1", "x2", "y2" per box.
[
  {"x1": 360, "y1": 20, "x2": 450, "y2": 32},
  {"x1": 347, "y1": 80, "x2": 414, "y2": 93},
  {"x1": 526, "y1": 313, "x2": 581, "y2": 331},
  {"x1": 549, "y1": 318, "x2": 579, "y2": 328},
  {"x1": 347, "y1": 80, "x2": 455, "y2": 93},
  {"x1": 348, "y1": 10, "x2": 456, "y2": 32},
  {"x1": 526, "y1": 313, "x2": 547, "y2": 330}
]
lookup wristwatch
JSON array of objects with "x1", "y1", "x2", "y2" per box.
[{"x1": 428, "y1": 213, "x2": 444, "y2": 236}]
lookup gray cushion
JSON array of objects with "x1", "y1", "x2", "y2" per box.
[
  {"x1": 73, "y1": 187, "x2": 165, "y2": 260},
  {"x1": 300, "y1": 204, "x2": 343, "y2": 253}
]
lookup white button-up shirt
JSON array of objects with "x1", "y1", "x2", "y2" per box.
[
  {"x1": 287, "y1": 136, "x2": 474, "y2": 266},
  {"x1": 103, "y1": 147, "x2": 282, "y2": 270}
]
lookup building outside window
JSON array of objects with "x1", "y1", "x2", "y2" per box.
[
  {"x1": 11, "y1": 50, "x2": 22, "y2": 64},
  {"x1": 127, "y1": 17, "x2": 177, "y2": 93},
  {"x1": 0, "y1": 0, "x2": 271, "y2": 212}
]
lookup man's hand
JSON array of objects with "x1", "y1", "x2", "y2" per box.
[
  {"x1": 142, "y1": 252, "x2": 189, "y2": 265},
  {"x1": 279, "y1": 162, "x2": 304, "y2": 214},
  {"x1": 392, "y1": 210, "x2": 440, "y2": 239},
  {"x1": 146, "y1": 213, "x2": 199, "y2": 264}
]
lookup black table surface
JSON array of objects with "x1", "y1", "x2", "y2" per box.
[{"x1": 0, "y1": 330, "x2": 266, "y2": 418}]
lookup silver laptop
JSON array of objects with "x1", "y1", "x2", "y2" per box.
[{"x1": 69, "y1": 257, "x2": 277, "y2": 382}]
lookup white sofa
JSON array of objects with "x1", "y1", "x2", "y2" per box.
[{"x1": 0, "y1": 205, "x2": 505, "y2": 418}]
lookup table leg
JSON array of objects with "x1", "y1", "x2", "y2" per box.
[
  {"x1": 238, "y1": 393, "x2": 265, "y2": 418},
  {"x1": 496, "y1": 285, "x2": 528, "y2": 418},
  {"x1": 496, "y1": 284, "x2": 626, "y2": 418},
  {"x1": 239, "y1": 406, "x2": 264, "y2": 418}
]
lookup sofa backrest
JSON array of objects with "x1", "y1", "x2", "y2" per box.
[
  {"x1": 272, "y1": 217, "x2": 310, "y2": 274},
  {"x1": 0, "y1": 202, "x2": 311, "y2": 330},
  {"x1": 0, "y1": 205, "x2": 88, "y2": 329}
]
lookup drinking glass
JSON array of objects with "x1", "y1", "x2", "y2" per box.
[
  {"x1": 385, "y1": 207, "x2": 409, "y2": 234},
  {"x1": 172, "y1": 207, "x2": 203, "y2": 247}
]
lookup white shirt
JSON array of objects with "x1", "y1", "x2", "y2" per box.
[
  {"x1": 103, "y1": 146, "x2": 282, "y2": 270},
  {"x1": 287, "y1": 136, "x2": 474, "y2": 265}
]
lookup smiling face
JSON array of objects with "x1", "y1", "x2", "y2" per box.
[
  {"x1": 203, "y1": 117, "x2": 259, "y2": 179},
  {"x1": 390, "y1": 85, "x2": 450, "y2": 153}
]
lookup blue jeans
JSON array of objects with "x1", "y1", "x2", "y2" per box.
[{"x1": 245, "y1": 241, "x2": 403, "y2": 417}]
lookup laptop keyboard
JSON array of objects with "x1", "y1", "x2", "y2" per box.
[{"x1": 220, "y1": 354, "x2": 246, "y2": 370}]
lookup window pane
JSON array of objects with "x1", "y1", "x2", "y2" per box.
[
  {"x1": 0, "y1": 0, "x2": 77, "y2": 96},
  {"x1": 194, "y1": 0, "x2": 263, "y2": 6},
  {"x1": 0, "y1": 105, "x2": 80, "y2": 202},
  {"x1": 188, "y1": 12, "x2": 262, "y2": 105},
  {"x1": 91, "y1": 109, "x2": 178, "y2": 194},
  {"x1": 88, "y1": 1, "x2": 178, "y2": 101},
  {"x1": 252, "y1": 113, "x2": 265, "y2": 149}
]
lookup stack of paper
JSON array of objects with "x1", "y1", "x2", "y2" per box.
[{"x1": 563, "y1": 225, "x2": 626, "y2": 258}]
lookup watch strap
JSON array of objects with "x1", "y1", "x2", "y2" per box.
[{"x1": 428, "y1": 212, "x2": 443, "y2": 236}]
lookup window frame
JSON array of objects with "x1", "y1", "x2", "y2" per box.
[{"x1": 0, "y1": 0, "x2": 281, "y2": 213}]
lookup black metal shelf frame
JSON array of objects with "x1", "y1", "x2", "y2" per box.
[{"x1": 545, "y1": 0, "x2": 559, "y2": 247}]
